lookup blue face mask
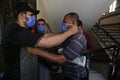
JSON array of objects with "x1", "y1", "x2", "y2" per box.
[
  {"x1": 26, "y1": 16, "x2": 36, "y2": 28},
  {"x1": 61, "y1": 23, "x2": 67, "y2": 32},
  {"x1": 37, "y1": 25, "x2": 46, "y2": 32}
]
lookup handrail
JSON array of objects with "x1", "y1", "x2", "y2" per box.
[
  {"x1": 98, "y1": 10, "x2": 120, "y2": 26},
  {"x1": 92, "y1": 24, "x2": 120, "y2": 63},
  {"x1": 101, "y1": 23, "x2": 120, "y2": 26},
  {"x1": 93, "y1": 45, "x2": 119, "y2": 63},
  {"x1": 98, "y1": 24, "x2": 120, "y2": 46},
  {"x1": 99, "y1": 10, "x2": 120, "y2": 20},
  {"x1": 95, "y1": 45, "x2": 119, "y2": 52}
]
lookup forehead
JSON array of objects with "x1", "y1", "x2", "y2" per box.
[
  {"x1": 64, "y1": 16, "x2": 73, "y2": 23},
  {"x1": 25, "y1": 11, "x2": 36, "y2": 17},
  {"x1": 26, "y1": 11, "x2": 33, "y2": 15},
  {"x1": 38, "y1": 21, "x2": 45, "y2": 24}
]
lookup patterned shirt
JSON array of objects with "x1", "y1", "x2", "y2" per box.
[
  {"x1": 62, "y1": 31, "x2": 87, "y2": 79},
  {"x1": 63, "y1": 31, "x2": 87, "y2": 60}
]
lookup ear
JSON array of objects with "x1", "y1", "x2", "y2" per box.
[
  {"x1": 18, "y1": 13, "x2": 25, "y2": 19},
  {"x1": 19, "y1": 12, "x2": 28, "y2": 21},
  {"x1": 23, "y1": 13, "x2": 27, "y2": 19}
]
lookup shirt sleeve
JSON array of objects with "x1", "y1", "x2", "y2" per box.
[{"x1": 11, "y1": 28, "x2": 43, "y2": 47}]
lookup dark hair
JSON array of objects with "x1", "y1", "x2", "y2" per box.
[
  {"x1": 13, "y1": 11, "x2": 27, "y2": 21},
  {"x1": 13, "y1": 2, "x2": 39, "y2": 20},
  {"x1": 63, "y1": 12, "x2": 79, "y2": 26},
  {"x1": 37, "y1": 18, "x2": 46, "y2": 24},
  {"x1": 13, "y1": 13, "x2": 19, "y2": 21},
  {"x1": 13, "y1": 2, "x2": 39, "y2": 15},
  {"x1": 78, "y1": 20, "x2": 83, "y2": 26}
]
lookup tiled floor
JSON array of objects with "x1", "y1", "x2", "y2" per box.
[{"x1": 89, "y1": 70, "x2": 106, "y2": 80}]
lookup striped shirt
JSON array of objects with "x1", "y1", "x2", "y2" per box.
[{"x1": 62, "y1": 31, "x2": 87, "y2": 79}]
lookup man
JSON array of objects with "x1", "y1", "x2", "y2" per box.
[
  {"x1": 78, "y1": 20, "x2": 96, "y2": 54},
  {"x1": 36, "y1": 18, "x2": 52, "y2": 34},
  {"x1": 36, "y1": 18, "x2": 46, "y2": 34},
  {"x1": 36, "y1": 18, "x2": 53, "y2": 80},
  {"x1": 61, "y1": 12, "x2": 87, "y2": 80},
  {"x1": 1, "y1": 2, "x2": 78, "y2": 80},
  {"x1": 27, "y1": 12, "x2": 88, "y2": 80}
]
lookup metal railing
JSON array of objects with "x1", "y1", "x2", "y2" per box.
[{"x1": 91, "y1": 24, "x2": 120, "y2": 80}]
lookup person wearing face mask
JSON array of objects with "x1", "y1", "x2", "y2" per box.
[
  {"x1": 36, "y1": 18, "x2": 52, "y2": 34},
  {"x1": 1, "y1": 2, "x2": 79, "y2": 80},
  {"x1": 60, "y1": 12, "x2": 88, "y2": 80},
  {"x1": 25, "y1": 12, "x2": 88, "y2": 80},
  {"x1": 25, "y1": 12, "x2": 36, "y2": 33},
  {"x1": 36, "y1": 18, "x2": 52, "y2": 80},
  {"x1": 36, "y1": 18, "x2": 47, "y2": 35}
]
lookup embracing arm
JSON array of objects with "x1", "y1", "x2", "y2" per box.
[
  {"x1": 38, "y1": 21, "x2": 78, "y2": 48},
  {"x1": 26, "y1": 47, "x2": 67, "y2": 64}
]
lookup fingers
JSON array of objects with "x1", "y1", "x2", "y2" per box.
[
  {"x1": 67, "y1": 20, "x2": 78, "y2": 35},
  {"x1": 72, "y1": 20, "x2": 77, "y2": 26}
]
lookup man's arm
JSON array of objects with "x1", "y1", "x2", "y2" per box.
[
  {"x1": 38, "y1": 21, "x2": 78, "y2": 48},
  {"x1": 11, "y1": 21, "x2": 78, "y2": 48},
  {"x1": 26, "y1": 47, "x2": 67, "y2": 64}
]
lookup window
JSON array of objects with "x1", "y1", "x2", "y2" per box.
[{"x1": 109, "y1": 0, "x2": 117, "y2": 12}]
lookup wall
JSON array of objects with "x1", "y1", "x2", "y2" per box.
[
  {"x1": 37, "y1": 0, "x2": 48, "y2": 21},
  {"x1": 37, "y1": 0, "x2": 114, "y2": 32}
]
